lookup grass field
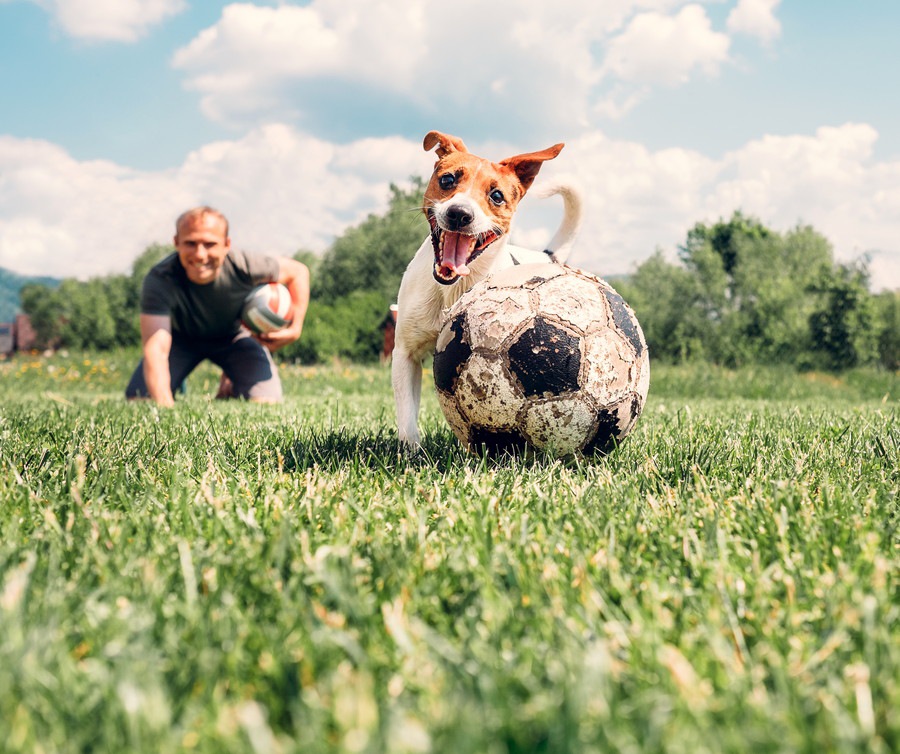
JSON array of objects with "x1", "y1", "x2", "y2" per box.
[{"x1": 0, "y1": 350, "x2": 897, "y2": 753}]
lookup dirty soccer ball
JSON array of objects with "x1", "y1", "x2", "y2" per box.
[
  {"x1": 242, "y1": 283, "x2": 293, "y2": 335},
  {"x1": 433, "y1": 263, "x2": 650, "y2": 456}
]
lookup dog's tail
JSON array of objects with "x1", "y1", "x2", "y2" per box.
[{"x1": 533, "y1": 182, "x2": 583, "y2": 264}]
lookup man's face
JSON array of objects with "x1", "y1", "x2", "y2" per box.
[{"x1": 175, "y1": 213, "x2": 231, "y2": 284}]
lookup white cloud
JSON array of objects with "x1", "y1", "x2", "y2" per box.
[
  {"x1": 171, "y1": 1, "x2": 732, "y2": 130},
  {"x1": 600, "y1": 4, "x2": 730, "y2": 86},
  {"x1": 0, "y1": 136, "x2": 193, "y2": 276},
  {"x1": 171, "y1": 1, "x2": 429, "y2": 124},
  {"x1": 1, "y1": 123, "x2": 898, "y2": 291},
  {"x1": 868, "y1": 250, "x2": 900, "y2": 292},
  {"x1": 727, "y1": 0, "x2": 782, "y2": 43},
  {"x1": 174, "y1": 125, "x2": 424, "y2": 255},
  {"x1": 701, "y1": 123, "x2": 900, "y2": 286},
  {"x1": 513, "y1": 123, "x2": 900, "y2": 291},
  {"x1": 0, "y1": 128, "x2": 423, "y2": 278},
  {"x1": 8, "y1": 0, "x2": 186, "y2": 41}
]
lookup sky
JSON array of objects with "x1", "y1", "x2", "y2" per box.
[{"x1": 1, "y1": 0, "x2": 898, "y2": 291}]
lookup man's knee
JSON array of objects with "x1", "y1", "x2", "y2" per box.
[
  {"x1": 224, "y1": 336, "x2": 283, "y2": 401},
  {"x1": 244, "y1": 371, "x2": 283, "y2": 402}
]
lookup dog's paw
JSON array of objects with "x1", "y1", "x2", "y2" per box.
[{"x1": 398, "y1": 436, "x2": 421, "y2": 450}]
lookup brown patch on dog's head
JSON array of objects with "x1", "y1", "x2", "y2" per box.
[
  {"x1": 500, "y1": 143, "x2": 565, "y2": 192},
  {"x1": 423, "y1": 131, "x2": 469, "y2": 157},
  {"x1": 422, "y1": 131, "x2": 564, "y2": 217},
  {"x1": 421, "y1": 132, "x2": 565, "y2": 284}
]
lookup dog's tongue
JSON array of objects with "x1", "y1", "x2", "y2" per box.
[{"x1": 441, "y1": 231, "x2": 474, "y2": 276}]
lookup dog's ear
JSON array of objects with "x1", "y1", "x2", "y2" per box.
[
  {"x1": 500, "y1": 143, "x2": 565, "y2": 192},
  {"x1": 423, "y1": 131, "x2": 469, "y2": 158}
]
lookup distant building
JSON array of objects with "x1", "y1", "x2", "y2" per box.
[
  {"x1": 0, "y1": 314, "x2": 37, "y2": 354},
  {"x1": 0, "y1": 322, "x2": 11, "y2": 354},
  {"x1": 16, "y1": 313, "x2": 36, "y2": 350}
]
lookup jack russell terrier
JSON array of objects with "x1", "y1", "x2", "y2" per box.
[{"x1": 392, "y1": 130, "x2": 583, "y2": 446}]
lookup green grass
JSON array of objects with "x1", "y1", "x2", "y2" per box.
[{"x1": 0, "y1": 350, "x2": 897, "y2": 753}]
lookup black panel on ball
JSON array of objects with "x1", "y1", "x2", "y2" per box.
[
  {"x1": 582, "y1": 407, "x2": 622, "y2": 456},
  {"x1": 602, "y1": 288, "x2": 643, "y2": 357},
  {"x1": 469, "y1": 426, "x2": 528, "y2": 456},
  {"x1": 507, "y1": 316, "x2": 581, "y2": 397},
  {"x1": 433, "y1": 315, "x2": 472, "y2": 394}
]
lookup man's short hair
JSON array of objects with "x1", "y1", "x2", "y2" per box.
[{"x1": 175, "y1": 206, "x2": 230, "y2": 238}]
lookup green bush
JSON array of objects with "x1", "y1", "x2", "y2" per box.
[{"x1": 282, "y1": 290, "x2": 390, "y2": 364}]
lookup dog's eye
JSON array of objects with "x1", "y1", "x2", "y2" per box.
[
  {"x1": 489, "y1": 189, "x2": 505, "y2": 205},
  {"x1": 439, "y1": 173, "x2": 456, "y2": 190}
]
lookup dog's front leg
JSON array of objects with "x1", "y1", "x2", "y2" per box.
[{"x1": 392, "y1": 348, "x2": 423, "y2": 446}]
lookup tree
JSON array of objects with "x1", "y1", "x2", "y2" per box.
[
  {"x1": 807, "y1": 263, "x2": 879, "y2": 370},
  {"x1": 677, "y1": 213, "x2": 837, "y2": 366},
  {"x1": 615, "y1": 251, "x2": 708, "y2": 362},
  {"x1": 275, "y1": 180, "x2": 427, "y2": 364},
  {"x1": 20, "y1": 245, "x2": 173, "y2": 350},
  {"x1": 104, "y1": 275, "x2": 140, "y2": 346},
  {"x1": 312, "y1": 180, "x2": 427, "y2": 302},
  {"x1": 734, "y1": 225, "x2": 834, "y2": 365},
  {"x1": 873, "y1": 291, "x2": 900, "y2": 370},
  {"x1": 19, "y1": 283, "x2": 62, "y2": 348},
  {"x1": 130, "y1": 243, "x2": 173, "y2": 285},
  {"x1": 281, "y1": 290, "x2": 388, "y2": 364},
  {"x1": 623, "y1": 211, "x2": 886, "y2": 369},
  {"x1": 680, "y1": 211, "x2": 771, "y2": 314}
]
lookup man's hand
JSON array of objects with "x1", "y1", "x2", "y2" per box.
[
  {"x1": 261, "y1": 257, "x2": 309, "y2": 351},
  {"x1": 255, "y1": 321, "x2": 302, "y2": 351}
]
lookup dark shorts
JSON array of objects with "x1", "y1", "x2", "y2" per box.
[{"x1": 125, "y1": 330, "x2": 283, "y2": 402}]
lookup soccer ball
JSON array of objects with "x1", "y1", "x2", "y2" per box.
[
  {"x1": 433, "y1": 263, "x2": 649, "y2": 456},
  {"x1": 242, "y1": 283, "x2": 293, "y2": 335}
]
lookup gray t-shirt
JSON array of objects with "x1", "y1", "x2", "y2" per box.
[{"x1": 141, "y1": 250, "x2": 280, "y2": 340}]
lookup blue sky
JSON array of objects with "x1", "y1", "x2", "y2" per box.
[{"x1": 1, "y1": 0, "x2": 898, "y2": 290}]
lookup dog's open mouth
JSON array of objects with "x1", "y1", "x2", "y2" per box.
[{"x1": 429, "y1": 214, "x2": 500, "y2": 285}]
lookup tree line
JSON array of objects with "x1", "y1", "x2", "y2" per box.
[
  {"x1": 614, "y1": 212, "x2": 898, "y2": 371},
  {"x1": 19, "y1": 182, "x2": 899, "y2": 370}
]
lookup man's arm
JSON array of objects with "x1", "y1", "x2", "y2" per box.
[
  {"x1": 257, "y1": 257, "x2": 310, "y2": 351},
  {"x1": 140, "y1": 314, "x2": 175, "y2": 406}
]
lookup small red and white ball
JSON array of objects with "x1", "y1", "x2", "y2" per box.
[
  {"x1": 242, "y1": 283, "x2": 293, "y2": 335},
  {"x1": 433, "y1": 263, "x2": 650, "y2": 457}
]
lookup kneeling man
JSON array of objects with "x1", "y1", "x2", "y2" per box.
[{"x1": 125, "y1": 206, "x2": 309, "y2": 406}]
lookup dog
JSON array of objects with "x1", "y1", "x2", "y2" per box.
[{"x1": 392, "y1": 130, "x2": 583, "y2": 446}]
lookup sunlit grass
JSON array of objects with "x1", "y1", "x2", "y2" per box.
[{"x1": 0, "y1": 350, "x2": 897, "y2": 753}]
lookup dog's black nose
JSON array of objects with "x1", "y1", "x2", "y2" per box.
[{"x1": 445, "y1": 204, "x2": 474, "y2": 230}]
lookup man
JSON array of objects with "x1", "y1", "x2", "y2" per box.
[{"x1": 125, "y1": 206, "x2": 309, "y2": 406}]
